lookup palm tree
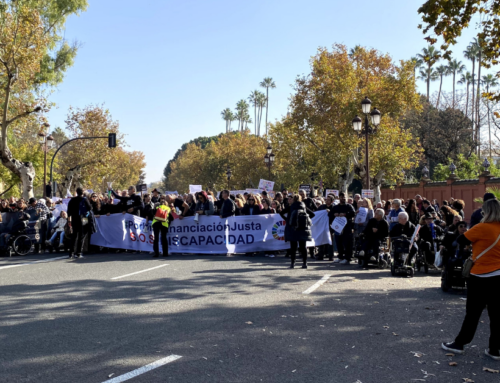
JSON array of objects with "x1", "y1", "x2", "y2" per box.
[
  {"x1": 259, "y1": 77, "x2": 276, "y2": 136},
  {"x1": 410, "y1": 56, "x2": 423, "y2": 80},
  {"x1": 256, "y1": 91, "x2": 267, "y2": 136},
  {"x1": 220, "y1": 108, "x2": 235, "y2": 133},
  {"x1": 482, "y1": 74, "x2": 499, "y2": 157},
  {"x1": 418, "y1": 68, "x2": 439, "y2": 99},
  {"x1": 235, "y1": 100, "x2": 250, "y2": 132},
  {"x1": 464, "y1": 43, "x2": 479, "y2": 145},
  {"x1": 416, "y1": 46, "x2": 441, "y2": 100},
  {"x1": 458, "y1": 71, "x2": 473, "y2": 115},
  {"x1": 248, "y1": 91, "x2": 259, "y2": 136},
  {"x1": 349, "y1": 45, "x2": 362, "y2": 57},
  {"x1": 435, "y1": 65, "x2": 449, "y2": 108},
  {"x1": 473, "y1": 38, "x2": 484, "y2": 155},
  {"x1": 447, "y1": 59, "x2": 466, "y2": 107}
]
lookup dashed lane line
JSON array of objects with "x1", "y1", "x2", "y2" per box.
[
  {"x1": 111, "y1": 264, "x2": 169, "y2": 280},
  {"x1": 302, "y1": 274, "x2": 332, "y2": 294},
  {"x1": 0, "y1": 256, "x2": 67, "y2": 271},
  {"x1": 101, "y1": 355, "x2": 182, "y2": 383}
]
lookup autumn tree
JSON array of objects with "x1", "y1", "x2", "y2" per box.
[
  {"x1": 269, "y1": 44, "x2": 422, "y2": 200},
  {"x1": 0, "y1": 0, "x2": 87, "y2": 199}
]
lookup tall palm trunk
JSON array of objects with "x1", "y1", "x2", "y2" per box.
[
  {"x1": 465, "y1": 81, "x2": 470, "y2": 115},
  {"x1": 452, "y1": 71, "x2": 456, "y2": 108},
  {"x1": 426, "y1": 65, "x2": 431, "y2": 100},
  {"x1": 265, "y1": 88, "x2": 269, "y2": 136},
  {"x1": 258, "y1": 104, "x2": 264, "y2": 136},
  {"x1": 471, "y1": 58, "x2": 476, "y2": 146},
  {"x1": 253, "y1": 104, "x2": 257, "y2": 136},
  {"x1": 476, "y1": 52, "x2": 482, "y2": 156},
  {"x1": 436, "y1": 74, "x2": 443, "y2": 108}
]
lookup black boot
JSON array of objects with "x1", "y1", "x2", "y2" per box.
[
  {"x1": 290, "y1": 262, "x2": 295, "y2": 269},
  {"x1": 302, "y1": 263, "x2": 307, "y2": 269}
]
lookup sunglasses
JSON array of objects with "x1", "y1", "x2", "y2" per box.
[{"x1": 248, "y1": 199, "x2": 255, "y2": 201}]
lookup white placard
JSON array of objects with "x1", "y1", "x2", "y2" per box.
[
  {"x1": 361, "y1": 189, "x2": 374, "y2": 199},
  {"x1": 331, "y1": 216, "x2": 347, "y2": 234},
  {"x1": 355, "y1": 207, "x2": 368, "y2": 224},
  {"x1": 258, "y1": 179, "x2": 275, "y2": 192},
  {"x1": 189, "y1": 185, "x2": 202, "y2": 193},
  {"x1": 246, "y1": 189, "x2": 263, "y2": 195},
  {"x1": 325, "y1": 189, "x2": 339, "y2": 197}
]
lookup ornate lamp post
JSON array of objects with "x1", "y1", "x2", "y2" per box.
[
  {"x1": 226, "y1": 166, "x2": 232, "y2": 190},
  {"x1": 264, "y1": 144, "x2": 275, "y2": 180},
  {"x1": 449, "y1": 162, "x2": 457, "y2": 175},
  {"x1": 352, "y1": 97, "x2": 381, "y2": 190},
  {"x1": 38, "y1": 123, "x2": 55, "y2": 198},
  {"x1": 422, "y1": 166, "x2": 430, "y2": 179},
  {"x1": 483, "y1": 158, "x2": 491, "y2": 173}
]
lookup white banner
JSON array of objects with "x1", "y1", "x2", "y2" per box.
[
  {"x1": 90, "y1": 211, "x2": 332, "y2": 254},
  {"x1": 189, "y1": 185, "x2": 202, "y2": 193}
]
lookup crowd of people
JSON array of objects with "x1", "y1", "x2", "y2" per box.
[{"x1": 1, "y1": 186, "x2": 500, "y2": 360}]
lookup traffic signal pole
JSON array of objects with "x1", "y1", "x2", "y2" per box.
[{"x1": 49, "y1": 133, "x2": 117, "y2": 197}]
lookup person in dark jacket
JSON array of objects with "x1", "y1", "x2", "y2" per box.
[
  {"x1": 219, "y1": 190, "x2": 236, "y2": 218},
  {"x1": 331, "y1": 192, "x2": 356, "y2": 264},
  {"x1": 299, "y1": 189, "x2": 317, "y2": 212},
  {"x1": 389, "y1": 212, "x2": 416, "y2": 238},
  {"x1": 195, "y1": 191, "x2": 214, "y2": 216},
  {"x1": 67, "y1": 187, "x2": 92, "y2": 259},
  {"x1": 452, "y1": 199, "x2": 465, "y2": 219},
  {"x1": 419, "y1": 212, "x2": 444, "y2": 264},
  {"x1": 259, "y1": 198, "x2": 275, "y2": 214},
  {"x1": 286, "y1": 194, "x2": 315, "y2": 269},
  {"x1": 360, "y1": 208, "x2": 389, "y2": 266},
  {"x1": 241, "y1": 195, "x2": 261, "y2": 216},
  {"x1": 112, "y1": 186, "x2": 144, "y2": 216},
  {"x1": 439, "y1": 221, "x2": 469, "y2": 268},
  {"x1": 151, "y1": 188, "x2": 161, "y2": 204},
  {"x1": 470, "y1": 192, "x2": 496, "y2": 228},
  {"x1": 141, "y1": 193, "x2": 156, "y2": 221}
]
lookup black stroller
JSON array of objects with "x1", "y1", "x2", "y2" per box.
[
  {"x1": 441, "y1": 247, "x2": 470, "y2": 292},
  {"x1": 390, "y1": 235, "x2": 415, "y2": 277}
]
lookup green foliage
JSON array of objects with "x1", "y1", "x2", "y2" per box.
[
  {"x1": 474, "y1": 187, "x2": 500, "y2": 203},
  {"x1": 433, "y1": 154, "x2": 500, "y2": 181}
]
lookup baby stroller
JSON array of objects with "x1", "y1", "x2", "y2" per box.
[
  {"x1": 354, "y1": 233, "x2": 391, "y2": 269},
  {"x1": 441, "y1": 247, "x2": 470, "y2": 292},
  {"x1": 390, "y1": 235, "x2": 415, "y2": 277}
]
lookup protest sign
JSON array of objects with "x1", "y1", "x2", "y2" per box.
[
  {"x1": 230, "y1": 190, "x2": 247, "y2": 196},
  {"x1": 268, "y1": 191, "x2": 276, "y2": 199},
  {"x1": 331, "y1": 216, "x2": 347, "y2": 234},
  {"x1": 91, "y1": 211, "x2": 332, "y2": 254},
  {"x1": 246, "y1": 189, "x2": 263, "y2": 195},
  {"x1": 189, "y1": 185, "x2": 202, "y2": 193},
  {"x1": 409, "y1": 224, "x2": 421, "y2": 249},
  {"x1": 325, "y1": 189, "x2": 339, "y2": 197},
  {"x1": 258, "y1": 179, "x2": 274, "y2": 192},
  {"x1": 299, "y1": 184, "x2": 311, "y2": 193},
  {"x1": 164, "y1": 191, "x2": 179, "y2": 195},
  {"x1": 361, "y1": 189, "x2": 374, "y2": 199},
  {"x1": 355, "y1": 207, "x2": 368, "y2": 224}
]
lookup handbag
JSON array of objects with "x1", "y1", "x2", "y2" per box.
[{"x1": 462, "y1": 233, "x2": 500, "y2": 278}]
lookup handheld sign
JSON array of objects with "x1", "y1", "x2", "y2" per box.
[
  {"x1": 331, "y1": 217, "x2": 347, "y2": 234},
  {"x1": 258, "y1": 179, "x2": 275, "y2": 192},
  {"x1": 361, "y1": 189, "x2": 374, "y2": 199},
  {"x1": 355, "y1": 207, "x2": 368, "y2": 224},
  {"x1": 325, "y1": 189, "x2": 339, "y2": 198},
  {"x1": 409, "y1": 224, "x2": 421, "y2": 249},
  {"x1": 189, "y1": 185, "x2": 202, "y2": 193}
]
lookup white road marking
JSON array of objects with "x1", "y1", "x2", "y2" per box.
[
  {"x1": 101, "y1": 355, "x2": 182, "y2": 383},
  {"x1": 0, "y1": 256, "x2": 67, "y2": 271},
  {"x1": 302, "y1": 274, "x2": 332, "y2": 294},
  {"x1": 111, "y1": 264, "x2": 169, "y2": 280}
]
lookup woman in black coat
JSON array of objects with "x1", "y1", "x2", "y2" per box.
[{"x1": 281, "y1": 194, "x2": 315, "y2": 269}]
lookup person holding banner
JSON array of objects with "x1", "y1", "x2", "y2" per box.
[
  {"x1": 354, "y1": 198, "x2": 374, "y2": 236},
  {"x1": 150, "y1": 195, "x2": 171, "y2": 258},
  {"x1": 241, "y1": 195, "x2": 261, "y2": 216},
  {"x1": 332, "y1": 192, "x2": 355, "y2": 265},
  {"x1": 219, "y1": 190, "x2": 236, "y2": 218},
  {"x1": 195, "y1": 191, "x2": 214, "y2": 216},
  {"x1": 111, "y1": 186, "x2": 144, "y2": 217}
]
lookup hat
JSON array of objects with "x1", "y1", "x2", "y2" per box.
[
  {"x1": 424, "y1": 212, "x2": 433, "y2": 219},
  {"x1": 28, "y1": 197, "x2": 36, "y2": 205},
  {"x1": 457, "y1": 220, "x2": 468, "y2": 227},
  {"x1": 152, "y1": 188, "x2": 161, "y2": 194},
  {"x1": 483, "y1": 192, "x2": 496, "y2": 202}
]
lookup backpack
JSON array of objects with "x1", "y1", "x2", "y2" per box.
[
  {"x1": 79, "y1": 198, "x2": 90, "y2": 218},
  {"x1": 292, "y1": 207, "x2": 311, "y2": 230},
  {"x1": 154, "y1": 206, "x2": 169, "y2": 222}
]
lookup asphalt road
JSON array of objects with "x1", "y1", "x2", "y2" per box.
[{"x1": 0, "y1": 252, "x2": 498, "y2": 383}]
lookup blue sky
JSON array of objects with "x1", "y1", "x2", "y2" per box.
[{"x1": 47, "y1": 0, "x2": 483, "y2": 183}]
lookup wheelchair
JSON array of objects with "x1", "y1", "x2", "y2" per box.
[
  {"x1": 390, "y1": 235, "x2": 415, "y2": 277},
  {"x1": 415, "y1": 236, "x2": 444, "y2": 274},
  {"x1": 0, "y1": 219, "x2": 41, "y2": 257},
  {"x1": 440, "y1": 247, "x2": 470, "y2": 292},
  {"x1": 354, "y1": 233, "x2": 391, "y2": 269}
]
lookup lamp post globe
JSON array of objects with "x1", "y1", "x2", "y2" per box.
[
  {"x1": 361, "y1": 97, "x2": 372, "y2": 114},
  {"x1": 370, "y1": 108, "x2": 381, "y2": 126},
  {"x1": 352, "y1": 115, "x2": 362, "y2": 132}
]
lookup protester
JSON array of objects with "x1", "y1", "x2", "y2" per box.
[
  {"x1": 387, "y1": 199, "x2": 405, "y2": 231},
  {"x1": 419, "y1": 212, "x2": 444, "y2": 265},
  {"x1": 316, "y1": 195, "x2": 336, "y2": 261},
  {"x1": 354, "y1": 198, "x2": 374, "y2": 236},
  {"x1": 27, "y1": 197, "x2": 50, "y2": 254},
  {"x1": 241, "y1": 195, "x2": 261, "y2": 216},
  {"x1": 112, "y1": 186, "x2": 144, "y2": 216},
  {"x1": 219, "y1": 190, "x2": 236, "y2": 218},
  {"x1": 46, "y1": 211, "x2": 67, "y2": 249},
  {"x1": 422, "y1": 199, "x2": 435, "y2": 214},
  {"x1": 332, "y1": 192, "x2": 355, "y2": 265},
  {"x1": 442, "y1": 199, "x2": 500, "y2": 360},
  {"x1": 299, "y1": 189, "x2": 317, "y2": 212},
  {"x1": 67, "y1": 187, "x2": 92, "y2": 259},
  {"x1": 285, "y1": 194, "x2": 315, "y2": 269},
  {"x1": 361, "y1": 208, "x2": 389, "y2": 267},
  {"x1": 148, "y1": 195, "x2": 171, "y2": 258},
  {"x1": 260, "y1": 198, "x2": 275, "y2": 214},
  {"x1": 440, "y1": 205, "x2": 460, "y2": 226},
  {"x1": 141, "y1": 193, "x2": 156, "y2": 220},
  {"x1": 452, "y1": 199, "x2": 465, "y2": 219},
  {"x1": 406, "y1": 199, "x2": 420, "y2": 225},
  {"x1": 151, "y1": 188, "x2": 161, "y2": 204},
  {"x1": 470, "y1": 192, "x2": 496, "y2": 228},
  {"x1": 195, "y1": 191, "x2": 214, "y2": 216}
]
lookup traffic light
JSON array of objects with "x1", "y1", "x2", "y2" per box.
[
  {"x1": 108, "y1": 133, "x2": 116, "y2": 148},
  {"x1": 45, "y1": 184, "x2": 52, "y2": 198}
]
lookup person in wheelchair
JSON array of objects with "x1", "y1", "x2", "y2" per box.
[
  {"x1": 0, "y1": 202, "x2": 31, "y2": 248},
  {"x1": 419, "y1": 212, "x2": 444, "y2": 264},
  {"x1": 359, "y1": 208, "x2": 389, "y2": 265},
  {"x1": 46, "y1": 211, "x2": 68, "y2": 249},
  {"x1": 390, "y1": 211, "x2": 418, "y2": 257},
  {"x1": 440, "y1": 221, "x2": 469, "y2": 270}
]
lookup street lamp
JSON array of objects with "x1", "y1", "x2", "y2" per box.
[
  {"x1": 226, "y1": 166, "x2": 232, "y2": 190},
  {"x1": 38, "y1": 124, "x2": 55, "y2": 198},
  {"x1": 352, "y1": 97, "x2": 381, "y2": 190},
  {"x1": 264, "y1": 144, "x2": 275, "y2": 180}
]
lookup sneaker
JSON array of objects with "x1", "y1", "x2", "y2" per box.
[
  {"x1": 359, "y1": 250, "x2": 365, "y2": 256},
  {"x1": 340, "y1": 259, "x2": 349, "y2": 265},
  {"x1": 441, "y1": 342, "x2": 465, "y2": 354},
  {"x1": 370, "y1": 256, "x2": 377, "y2": 261},
  {"x1": 77, "y1": 254, "x2": 84, "y2": 259},
  {"x1": 485, "y1": 348, "x2": 500, "y2": 361},
  {"x1": 68, "y1": 254, "x2": 74, "y2": 259},
  {"x1": 333, "y1": 259, "x2": 341, "y2": 263},
  {"x1": 269, "y1": 254, "x2": 275, "y2": 258},
  {"x1": 301, "y1": 264, "x2": 307, "y2": 269},
  {"x1": 264, "y1": 254, "x2": 269, "y2": 257}
]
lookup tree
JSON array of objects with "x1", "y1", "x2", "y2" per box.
[
  {"x1": 447, "y1": 59, "x2": 465, "y2": 108},
  {"x1": 482, "y1": 74, "x2": 499, "y2": 157},
  {"x1": 458, "y1": 72, "x2": 473, "y2": 116},
  {"x1": 260, "y1": 77, "x2": 276, "y2": 136},
  {"x1": 269, "y1": 44, "x2": 422, "y2": 200},
  {"x1": 248, "y1": 91, "x2": 259, "y2": 136},
  {"x1": 0, "y1": 0, "x2": 87, "y2": 199},
  {"x1": 235, "y1": 99, "x2": 251, "y2": 132},
  {"x1": 435, "y1": 65, "x2": 449, "y2": 108},
  {"x1": 416, "y1": 46, "x2": 441, "y2": 100},
  {"x1": 220, "y1": 108, "x2": 234, "y2": 133},
  {"x1": 418, "y1": 68, "x2": 439, "y2": 98},
  {"x1": 433, "y1": 154, "x2": 500, "y2": 181},
  {"x1": 410, "y1": 56, "x2": 423, "y2": 80},
  {"x1": 418, "y1": 0, "x2": 500, "y2": 102}
]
